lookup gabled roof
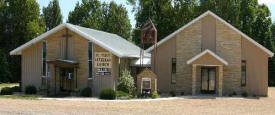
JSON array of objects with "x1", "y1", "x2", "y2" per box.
[
  {"x1": 10, "y1": 23, "x2": 150, "y2": 58},
  {"x1": 187, "y1": 49, "x2": 228, "y2": 66},
  {"x1": 146, "y1": 11, "x2": 274, "y2": 57},
  {"x1": 130, "y1": 57, "x2": 151, "y2": 67}
]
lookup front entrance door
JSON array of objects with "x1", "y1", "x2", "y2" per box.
[
  {"x1": 201, "y1": 67, "x2": 216, "y2": 94},
  {"x1": 60, "y1": 68, "x2": 74, "y2": 92}
]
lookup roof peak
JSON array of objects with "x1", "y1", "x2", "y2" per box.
[{"x1": 146, "y1": 11, "x2": 273, "y2": 57}]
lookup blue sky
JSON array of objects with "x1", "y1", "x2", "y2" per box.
[{"x1": 37, "y1": 0, "x2": 275, "y2": 28}]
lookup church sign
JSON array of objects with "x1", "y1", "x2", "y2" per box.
[{"x1": 94, "y1": 52, "x2": 112, "y2": 68}]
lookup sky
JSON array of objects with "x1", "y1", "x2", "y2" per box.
[{"x1": 37, "y1": 0, "x2": 275, "y2": 28}]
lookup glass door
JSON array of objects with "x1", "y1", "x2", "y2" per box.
[
  {"x1": 201, "y1": 67, "x2": 216, "y2": 94},
  {"x1": 60, "y1": 68, "x2": 74, "y2": 92}
]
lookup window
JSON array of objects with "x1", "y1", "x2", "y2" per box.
[
  {"x1": 88, "y1": 42, "x2": 93, "y2": 78},
  {"x1": 42, "y1": 41, "x2": 47, "y2": 76},
  {"x1": 241, "y1": 60, "x2": 246, "y2": 87},
  {"x1": 171, "y1": 58, "x2": 176, "y2": 84},
  {"x1": 142, "y1": 78, "x2": 151, "y2": 89}
]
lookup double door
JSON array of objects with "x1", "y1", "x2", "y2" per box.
[{"x1": 201, "y1": 67, "x2": 216, "y2": 94}]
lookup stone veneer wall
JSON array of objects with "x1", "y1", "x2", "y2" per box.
[
  {"x1": 216, "y1": 20, "x2": 242, "y2": 95},
  {"x1": 175, "y1": 20, "x2": 202, "y2": 94}
]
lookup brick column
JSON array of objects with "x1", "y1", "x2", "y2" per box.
[
  {"x1": 218, "y1": 66, "x2": 223, "y2": 96},
  {"x1": 192, "y1": 65, "x2": 197, "y2": 95}
]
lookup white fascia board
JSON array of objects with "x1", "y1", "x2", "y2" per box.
[
  {"x1": 10, "y1": 23, "x2": 125, "y2": 58},
  {"x1": 65, "y1": 23, "x2": 124, "y2": 57},
  {"x1": 187, "y1": 49, "x2": 229, "y2": 66},
  {"x1": 9, "y1": 24, "x2": 66, "y2": 55},
  {"x1": 146, "y1": 11, "x2": 274, "y2": 57},
  {"x1": 145, "y1": 11, "x2": 210, "y2": 53}
]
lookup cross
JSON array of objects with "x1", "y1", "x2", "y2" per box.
[{"x1": 61, "y1": 28, "x2": 72, "y2": 59}]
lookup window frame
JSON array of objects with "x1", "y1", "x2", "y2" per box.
[
  {"x1": 42, "y1": 41, "x2": 47, "y2": 77},
  {"x1": 171, "y1": 58, "x2": 176, "y2": 84},
  {"x1": 241, "y1": 60, "x2": 246, "y2": 87},
  {"x1": 88, "y1": 42, "x2": 93, "y2": 79}
]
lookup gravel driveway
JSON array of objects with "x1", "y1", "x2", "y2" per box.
[{"x1": 0, "y1": 88, "x2": 275, "y2": 115}]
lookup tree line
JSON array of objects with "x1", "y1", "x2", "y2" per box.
[{"x1": 0, "y1": 0, "x2": 275, "y2": 86}]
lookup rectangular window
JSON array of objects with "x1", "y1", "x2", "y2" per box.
[
  {"x1": 42, "y1": 41, "x2": 47, "y2": 76},
  {"x1": 241, "y1": 60, "x2": 246, "y2": 87},
  {"x1": 171, "y1": 58, "x2": 176, "y2": 84},
  {"x1": 88, "y1": 42, "x2": 93, "y2": 78}
]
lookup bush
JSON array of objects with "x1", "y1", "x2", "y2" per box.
[
  {"x1": 11, "y1": 86, "x2": 21, "y2": 92},
  {"x1": 169, "y1": 91, "x2": 176, "y2": 97},
  {"x1": 229, "y1": 91, "x2": 237, "y2": 97},
  {"x1": 151, "y1": 91, "x2": 159, "y2": 99},
  {"x1": 242, "y1": 92, "x2": 248, "y2": 97},
  {"x1": 80, "y1": 87, "x2": 92, "y2": 97},
  {"x1": 116, "y1": 90, "x2": 129, "y2": 98},
  {"x1": 100, "y1": 88, "x2": 116, "y2": 100},
  {"x1": 118, "y1": 69, "x2": 135, "y2": 94},
  {"x1": 25, "y1": 85, "x2": 37, "y2": 94},
  {"x1": 0, "y1": 87, "x2": 13, "y2": 95},
  {"x1": 180, "y1": 92, "x2": 185, "y2": 96}
]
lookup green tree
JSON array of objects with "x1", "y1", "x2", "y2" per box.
[
  {"x1": 0, "y1": 0, "x2": 44, "y2": 82},
  {"x1": 68, "y1": 0, "x2": 131, "y2": 39},
  {"x1": 270, "y1": 24, "x2": 275, "y2": 86},
  {"x1": 0, "y1": 49, "x2": 10, "y2": 83},
  {"x1": 42, "y1": 0, "x2": 63, "y2": 31},
  {"x1": 68, "y1": 0, "x2": 101, "y2": 26}
]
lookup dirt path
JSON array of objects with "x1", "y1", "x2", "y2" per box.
[{"x1": 0, "y1": 88, "x2": 275, "y2": 115}]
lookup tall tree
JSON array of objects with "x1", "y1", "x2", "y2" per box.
[
  {"x1": 68, "y1": 0, "x2": 131, "y2": 39},
  {"x1": 42, "y1": 0, "x2": 63, "y2": 31},
  {"x1": 68, "y1": 0, "x2": 101, "y2": 26},
  {"x1": 132, "y1": 0, "x2": 198, "y2": 46},
  {"x1": 270, "y1": 24, "x2": 275, "y2": 86},
  {"x1": 239, "y1": 0, "x2": 257, "y2": 36},
  {"x1": 0, "y1": 0, "x2": 44, "y2": 82}
]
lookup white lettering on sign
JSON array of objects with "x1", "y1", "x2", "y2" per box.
[{"x1": 94, "y1": 52, "x2": 112, "y2": 68}]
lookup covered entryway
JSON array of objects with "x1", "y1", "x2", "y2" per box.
[
  {"x1": 47, "y1": 59, "x2": 79, "y2": 95},
  {"x1": 187, "y1": 49, "x2": 228, "y2": 96}
]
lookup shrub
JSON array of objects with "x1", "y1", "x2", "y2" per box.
[
  {"x1": 151, "y1": 91, "x2": 159, "y2": 99},
  {"x1": 242, "y1": 92, "x2": 248, "y2": 97},
  {"x1": 169, "y1": 91, "x2": 176, "y2": 97},
  {"x1": 0, "y1": 87, "x2": 13, "y2": 95},
  {"x1": 80, "y1": 87, "x2": 92, "y2": 97},
  {"x1": 11, "y1": 86, "x2": 21, "y2": 92},
  {"x1": 229, "y1": 91, "x2": 237, "y2": 97},
  {"x1": 116, "y1": 90, "x2": 129, "y2": 98},
  {"x1": 25, "y1": 85, "x2": 37, "y2": 94},
  {"x1": 118, "y1": 69, "x2": 135, "y2": 94},
  {"x1": 100, "y1": 88, "x2": 116, "y2": 100}
]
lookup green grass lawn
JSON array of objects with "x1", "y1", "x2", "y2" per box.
[
  {"x1": 0, "y1": 83, "x2": 38, "y2": 100},
  {"x1": 0, "y1": 83, "x2": 19, "y2": 88},
  {"x1": 0, "y1": 95, "x2": 39, "y2": 100}
]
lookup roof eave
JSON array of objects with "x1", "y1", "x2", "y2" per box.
[{"x1": 146, "y1": 11, "x2": 274, "y2": 57}]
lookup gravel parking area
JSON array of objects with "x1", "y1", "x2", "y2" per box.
[{"x1": 0, "y1": 88, "x2": 275, "y2": 115}]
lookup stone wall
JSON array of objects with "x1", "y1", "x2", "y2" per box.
[
  {"x1": 176, "y1": 20, "x2": 202, "y2": 94},
  {"x1": 216, "y1": 20, "x2": 242, "y2": 95}
]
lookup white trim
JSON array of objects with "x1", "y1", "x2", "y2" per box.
[
  {"x1": 9, "y1": 23, "x2": 125, "y2": 57},
  {"x1": 187, "y1": 49, "x2": 229, "y2": 66},
  {"x1": 10, "y1": 24, "x2": 66, "y2": 55},
  {"x1": 146, "y1": 11, "x2": 274, "y2": 57}
]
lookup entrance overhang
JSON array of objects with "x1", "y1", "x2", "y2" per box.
[
  {"x1": 47, "y1": 59, "x2": 79, "y2": 68},
  {"x1": 187, "y1": 49, "x2": 228, "y2": 66},
  {"x1": 187, "y1": 49, "x2": 227, "y2": 97}
]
